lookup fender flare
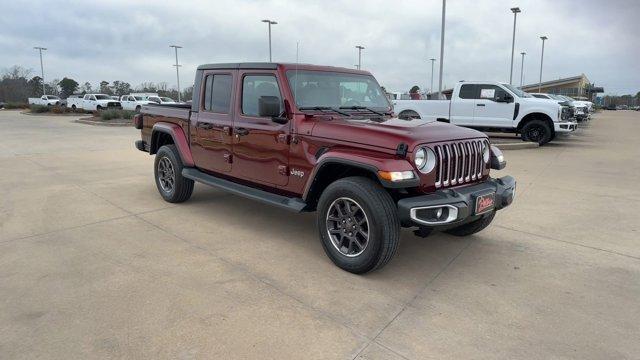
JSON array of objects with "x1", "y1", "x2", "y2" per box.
[
  {"x1": 150, "y1": 122, "x2": 194, "y2": 167},
  {"x1": 302, "y1": 150, "x2": 418, "y2": 201}
]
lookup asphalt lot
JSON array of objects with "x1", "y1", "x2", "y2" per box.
[{"x1": 1, "y1": 110, "x2": 639, "y2": 359}]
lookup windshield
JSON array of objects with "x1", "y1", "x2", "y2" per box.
[
  {"x1": 134, "y1": 96, "x2": 144, "y2": 101},
  {"x1": 502, "y1": 84, "x2": 532, "y2": 98},
  {"x1": 161, "y1": 97, "x2": 174, "y2": 102},
  {"x1": 95, "y1": 95, "x2": 111, "y2": 100},
  {"x1": 286, "y1": 71, "x2": 390, "y2": 110},
  {"x1": 46, "y1": 96, "x2": 60, "y2": 99},
  {"x1": 550, "y1": 94, "x2": 565, "y2": 101}
]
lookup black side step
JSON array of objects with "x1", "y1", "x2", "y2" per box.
[{"x1": 182, "y1": 168, "x2": 307, "y2": 213}]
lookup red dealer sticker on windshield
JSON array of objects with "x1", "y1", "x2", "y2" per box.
[{"x1": 475, "y1": 193, "x2": 495, "y2": 215}]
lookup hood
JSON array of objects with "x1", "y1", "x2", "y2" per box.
[
  {"x1": 311, "y1": 116, "x2": 487, "y2": 151},
  {"x1": 520, "y1": 97, "x2": 560, "y2": 107}
]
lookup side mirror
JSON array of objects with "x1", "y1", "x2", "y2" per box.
[
  {"x1": 259, "y1": 96, "x2": 287, "y2": 124},
  {"x1": 496, "y1": 94, "x2": 513, "y2": 103}
]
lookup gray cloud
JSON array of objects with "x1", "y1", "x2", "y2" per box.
[{"x1": 2, "y1": 0, "x2": 638, "y2": 94}]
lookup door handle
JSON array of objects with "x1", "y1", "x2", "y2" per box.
[
  {"x1": 234, "y1": 128, "x2": 250, "y2": 136},
  {"x1": 197, "y1": 122, "x2": 213, "y2": 130},
  {"x1": 476, "y1": 103, "x2": 485, "y2": 107}
]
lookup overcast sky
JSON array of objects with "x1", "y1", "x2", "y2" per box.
[{"x1": 2, "y1": 0, "x2": 639, "y2": 95}]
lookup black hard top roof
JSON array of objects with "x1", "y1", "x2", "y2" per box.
[{"x1": 197, "y1": 62, "x2": 278, "y2": 70}]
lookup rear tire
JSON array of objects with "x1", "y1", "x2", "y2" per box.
[
  {"x1": 445, "y1": 211, "x2": 495, "y2": 236},
  {"x1": 398, "y1": 110, "x2": 421, "y2": 120},
  {"x1": 154, "y1": 145, "x2": 194, "y2": 203},
  {"x1": 317, "y1": 177, "x2": 400, "y2": 274},
  {"x1": 521, "y1": 119, "x2": 552, "y2": 145},
  {"x1": 71, "y1": 105, "x2": 76, "y2": 110},
  {"x1": 135, "y1": 105, "x2": 141, "y2": 112}
]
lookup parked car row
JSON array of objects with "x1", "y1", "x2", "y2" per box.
[
  {"x1": 392, "y1": 81, "x2": 579, "y2": 145},
  {"x1": 28, "y1": 92, "x2": 178, "y2": 113}
]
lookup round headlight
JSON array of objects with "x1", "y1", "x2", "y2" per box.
[
  {"x1": 482, "y1": 142, "x2": 490, "y2": 163},
  {"x1": 415, "y1": 147, "x2": 436, "y2": 174},
  {"x1": 414, "y1": 148, "x2": 426, "y2": 170}
]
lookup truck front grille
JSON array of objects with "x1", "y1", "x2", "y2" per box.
[{"x1": 433, "y1": 139, "x2": 488, "y2": 188}]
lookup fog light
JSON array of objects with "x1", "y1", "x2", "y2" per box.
[{"x1": 409, "y1": 205, "x2": 458, "y2": 225}]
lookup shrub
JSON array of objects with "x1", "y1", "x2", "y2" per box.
[
  {"x1": 50, "y1": 105, "x2": 66, "y2": 114},
  {"x1": 4, "y1": 102, "x2": 29, "y2": 109},
  {"x1": 29, "y1": 104, "x2": 49, "y2": 113},
  {"x1": 99, "y1": 109, "x2": 136, "y2": 121}
]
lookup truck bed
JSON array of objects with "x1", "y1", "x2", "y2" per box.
[
  {"x1": 141, "y1": 103, "x2": 191, "y2": 120},
  {"x1": 392, "y1": 99, "x2": 451, "y2": 121}
]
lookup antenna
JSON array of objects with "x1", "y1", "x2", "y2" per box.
[{"x1": 295, "y1": 41, "x2": 299, "y2": 108}]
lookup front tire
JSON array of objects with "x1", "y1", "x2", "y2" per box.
[
  {"x1": 521, "y1": 119, "x2": 552, "y2": 145},
  {"x1": 154, "y1": 145, "x2": 194, "y2": 203},
  {"x1": 445, "y1": 211, "x2": 495, "y2": 236},
  {"x1": 317, "y1": 177, "x2": 400, "y2": 274}
]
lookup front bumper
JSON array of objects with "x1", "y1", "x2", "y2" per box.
[
  {"x1": 554, "y1": 121, "x2": 578, "y2": 133},
  {"x1": 397, "y1": 176, "x2": 516, "y2": 228}
]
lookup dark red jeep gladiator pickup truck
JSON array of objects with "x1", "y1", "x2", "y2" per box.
[{"x1": 134, "y1": 62, "x2": 516, "y2": 273}]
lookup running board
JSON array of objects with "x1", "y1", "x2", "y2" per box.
[{"x1": 182, "y1": 168, "x2": 307, "y2": 212}]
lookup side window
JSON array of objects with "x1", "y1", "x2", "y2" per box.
[
  {"x1": 477, "y1": 85, "x2": 506, "y2": 101},
  {"x1": 203, "y1": 75, "x2": 213, "y2": 111},
  {"x1": 458, "y1": 84, "x2": 477, "y2": 99},
  {"x1": 211, "y1": 75, "x2": 232, "y2": 113},
  {"x1": 242, "y1": 75, "x2": 282, "y2": 117}
]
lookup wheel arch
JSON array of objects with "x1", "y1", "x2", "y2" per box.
[
  {"x1": 150, "y1": 123, "x2": 194, "y2": 167},
  {"x1": 302, "y1": 154, "x2": 417, "y2": 210},
  {"x1": 517, "y1": 112, "x2": 554, "y2": 134}
]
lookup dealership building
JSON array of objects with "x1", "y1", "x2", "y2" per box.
[{"x1": 520, "y1": 74, "x2": 603, "y2": 100}]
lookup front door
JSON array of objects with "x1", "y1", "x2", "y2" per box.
[
  {"x1": 191, "y1": 71, "x2": 235, "y2": 173},
  {"x1": 473, "y1": 84, "x2": 516, "y2": 128},
  {"x1": 231, "y1": 71, "x2": 290, "y2": 187},
  {"x1": 450, "y1": 84, "x2": 476, "y2": 126}
]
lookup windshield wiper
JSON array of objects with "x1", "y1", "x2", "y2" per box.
[
  {"x1": 298, "y1": 106, "x2": 351, "y2": 116},
  {"x1": 339, "y1": 106, "x2": 388, "y2": 116}
]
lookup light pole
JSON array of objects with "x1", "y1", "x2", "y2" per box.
[
  {"x1": 429, "y1": 58, "x2": 436, "y2": 93},
  {"x1": 538, "y1": 36, "x2": 548, "y2": 93},
  {"x1": 509, "y1": 7, "x2": 521, "y2": 85},
  {"x1": 355, "y1": 45, "x2": 365, "y2": 70},
  {"x1": 519, "y1": 52, "x2": 526, "y2": 87},
  {"x1": 438, "y1": 0, "x2": 446, "y2": 94},
  {"x1": 169, "y1": 45, "x2": 182, "y2": 102},
  {"x1": 261, "y1": 19, "x2": 277, "y2": 62},
  {"x1": 34, "y1": 47, "x2": 47, "y2": 95}
]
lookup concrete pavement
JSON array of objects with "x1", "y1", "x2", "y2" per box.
[{"x1": 0, "y1": 110, "x2": 638, "y2": 359}]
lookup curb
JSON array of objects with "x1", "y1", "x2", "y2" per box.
[{"x1": 73, "y1": 118, "x2": 132, "y2": 127}]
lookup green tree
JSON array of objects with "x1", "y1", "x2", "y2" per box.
[
  {"x1": 58, "y1": 77, "x2": 79, "y2": 98},
  {"x1": 112, "y1": 80, "x2": 131, "y2": 96},
  {"x1": 27, "y1": 76, "x2": 43, "y2": 96},
  {"x1": 99, "y1": 80, "x2": 112, "y2": 94},
  {"x1": 80, "y1": 82, "x2": 93, "y2": 94}
]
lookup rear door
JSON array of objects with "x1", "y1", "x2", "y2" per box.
[
  {"x1": 231, "y1": 71, "x2": 290, "y2": 187},
  {"x1": 449, "y1": 84, "x2": 476, "y2": 126},
  {"x1": 473, "y1": 84, "x2": 516, "y2": 128},
  {"x1": 191, "y1": 71, "x2": 236, "y2": 173}
]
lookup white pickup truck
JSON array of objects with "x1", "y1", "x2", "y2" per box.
[
  {"x1": 392, "y1": 81, "x2": 576, "y2": 145},
  {"x1": 120, "y1": 93, "x2": 158, "y2": 112},
  {"x1": 81, "y1": 94, "x2": 122, "y2": 111},
  {"x1": 28, "y1": 95, "x2": 62, "y2": 106}
]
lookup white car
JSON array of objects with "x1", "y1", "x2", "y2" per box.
[
  {"x1": 146, "y1": 96, "x2": 177, "y2": 105},
  {"x1": 559, "y1": 96, "x2": 592, "y2": 119},
  {"x1": 393, "y1": 81, "x2": 576, "y2": 145},
  {"x1": 66, "y1": 94, "x2": 84, "y2": 110},
  {"x1": 28, "y1": 95, "x2": 61, "y2": 106},
  {"x1": 120, "y1": 94, "x2": 154, "y2": 111},
  {"x1": 82, "y1": 94, "x2": 122, "y2": 111}
]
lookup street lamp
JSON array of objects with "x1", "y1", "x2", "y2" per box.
[
  {"x1": 261, "y1": 19, "x2": 277, "y2": 62},
  {"x1": 34, "y1": 47, "x2": 47, "y2": 95},
  {"x1": 438, "y1": 0, "x2": 446, "y2": 94},
  {"x1": 509, "y1": 7, "x2": 521, "y2": 85},
  {"x1": 519, "y1": 52, "x2": 526, "y2": 87},
  {"x1": 355, "y1": 45, "x2": 365, "y2": 70},
  {"x1": 429, "y1": 58, "x2": 436, "y2": 93},
  {"x1": 538, "y1": 36, "x2": 548, "y2": 92},
  {"x1": 169, "y1": 45, "x2": 183, "y2": 102}
]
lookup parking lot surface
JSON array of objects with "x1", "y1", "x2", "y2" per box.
[{"x1": 1, "y1": 110, "x2": 639, "y2": 359}]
